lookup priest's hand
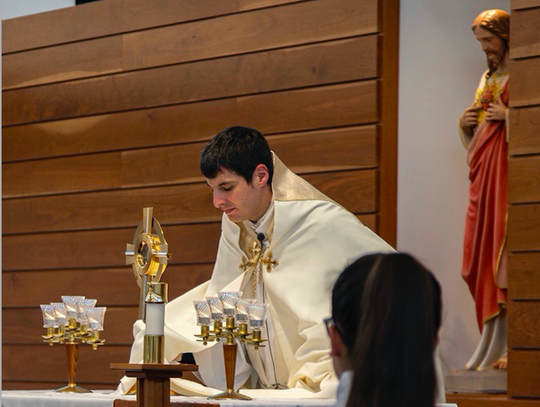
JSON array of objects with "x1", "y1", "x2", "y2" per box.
[{"x1": 485, "y1": 98, "x2": 507, "y2": 122}]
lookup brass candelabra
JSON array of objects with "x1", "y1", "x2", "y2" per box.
[
  {"x1": 193, "y1": 292, "x2": 267, "y2": 400},
  {"x1": 40, "y1": 296, "x2": 106, "y2": 393}
]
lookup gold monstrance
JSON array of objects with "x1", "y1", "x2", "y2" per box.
[{"x1": 125, "y1": 207, "x2": 170, "y2": 321}]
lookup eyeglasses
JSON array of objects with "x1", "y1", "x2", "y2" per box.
[{"x1": 323, "y1": 317, "x2": 334, "y2": 335}]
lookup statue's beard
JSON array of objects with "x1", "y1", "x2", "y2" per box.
[{"x1": 486, "y1": 43, "x2": 508, "y2": 74}]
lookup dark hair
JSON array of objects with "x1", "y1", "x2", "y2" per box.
[
  {"x1": 345, "y1": 253, "x2": 442, "y2": 407},
  {"x1": 331, "y1": 253, "x2": 383, "y2": 354},
  {"x1": 200, "y1": 126, "x2": 274, "y2": 185}
]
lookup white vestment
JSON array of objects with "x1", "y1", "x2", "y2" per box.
[{"x1": 120, "y1": 155, "x2": 394, "y2": 398}]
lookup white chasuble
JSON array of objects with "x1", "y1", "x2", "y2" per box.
[{"x1": 119, "y1": 155, "x2": 395, "y2": 398}]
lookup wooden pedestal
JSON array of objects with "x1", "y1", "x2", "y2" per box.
[{"x1": 111, "y1": 363, "x2": 198, "y2": 407}]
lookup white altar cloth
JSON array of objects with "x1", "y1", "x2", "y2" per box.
[
  {"x1": 1, "y1": 390, "x2": 458, "y2": 407},
  {"x1": 0, "y1": 390, "x2": 336, "y2": 407}
]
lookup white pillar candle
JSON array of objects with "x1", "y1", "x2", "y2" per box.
[{"x1": 145, "y1": 302, "x2": 165, "y2": 335}]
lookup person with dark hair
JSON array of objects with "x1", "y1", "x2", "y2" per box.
[
  {"x1": 458, "y1": 9, "x2": 509, "y2": 370},
  {"x1": 328, "y1": 253, "x2": 444, "y2": 407},
  {"x1": 122, "y1": 126, "x2": 394, "y2": 397}
]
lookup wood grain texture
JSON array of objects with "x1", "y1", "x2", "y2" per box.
[
  {"x1": 447, "y1": 393, "x2": 540, "y2": 407},
  {"x1": 508, "y1": 205, "x2": 540, "y2": 252},
  {"x1": 3, "y1": 82, "x2": 377, "y2": 162},
  {"x1": 509, "y1": 57, "x2": 540, "y2": 108},
  {"x1": 510, "y1": 8, "x2": 540, "y2": 60},
  {"x1": 3, "y1": 170, "x2": 377, "y2": 234},
  {"x1": 358, "y1": 214, "x2": 377, "y2": 231},
  {"x1": 1, "y1": 0, "x2": 305, "y2": 54},
  {"x1": 377, "y1": 0, "x2": 399, "y2": 246},
  {"x1": 512, "y1": 0, "x2": 540, "y2": 10},
  {"x1": 2, "y1": 344, "x2": 131, "y2": 383},
  {"x1": 508, "y1": 253, "x2": 540, "y2": 299},
  {"x1": 2, "y1": 264, "x2": 213, "y2": 307},
  {"x1": 509, "y1": 156, "x2": 540, "y2": 203},
  {"x1": 509, "y1": 350, "x2": 540, "y2": 398},
  {"x1": 508, "y1": 302, "x2": 540, "y2": 349},
  {"x1": 2, "y1": 224, "x2": 221, "y2": 271},
  {"x1": 3, "y1": 38, "x2": 377, "y2": 126},
  {"x1": 3, "y1": 126, "x2": 377, "y2": 198},
  {"x1": 3, "y1": 381, "x2": 119, "y2": 390},
  {"x1": 3, "y1": 0, "x2": 377, "y2": 90},
  {"x1": 509, "y1": 106, "x2": 540, "y2": 156}
]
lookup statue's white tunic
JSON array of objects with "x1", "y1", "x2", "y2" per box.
[{"x1": 120, "y1": 156, "x2": 394, "y2": 398}]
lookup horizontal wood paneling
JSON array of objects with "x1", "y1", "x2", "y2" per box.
[
  {"x1": 508, "y1": 205, "x2": 540, "y2": 251},
  {"x1": 2, "y1": 344, "x2": 131, "y2": 383},
  {"x1": 3, "y1": 38, "x2": 377, "y2": 126},
  {"x1": 2, "y1": 264, "x2": 213, "y2": 307},
  {"x1": 509, "y1": 106, "x2": 540, "y2": 156},
  {"x1": 509, "y1": 253, "x2": 540, "y2": 299},
  {"x1": 3, "y1": 0, "x2": 377, "y2": 90},
  {"x1": 2, "y1": 381, "x2": 118, "y2": 390},
  {"x1": 447, "y1": 394, "x2": 540, "y2": 407},
  {"x1": 509, "y1": 350, "x2": 540, "y2": 398},
  {"x1": 509, "y1": 156, "x2": 540, "y2": 203},
  {"x1": 3, "y1": 126, "x2": 377, "y2": 198},
  {"x1": 3, "y1": 82, "x2": 376, "y2": 162},
  {"x1": 358, "y1": 214, "x2": 376, "y2": 231},
  {"x1": 511, "y1": 8, "x2": 540, "y2": 60},
  {"x1": 1, "y1": 0, "x2": 306, "y2": 54},
  {"x1": 2, "y1": 224, "x2": 221, "y2": 271},
  {"x1": 3, "y1": 170, "x2": 377, "y2": 235},
  {"x1": 509, "y1": 302, "x2": 540, "y2": 349},
  {"x1": 512, "y1": 0, "x2": 540, "y2": 10},
  {"x1": 509, "y1": 57, "x2": 540, "y2": 108},
  {"x1": 3, "y1": 306, "x2": 138, "y2": 345}
]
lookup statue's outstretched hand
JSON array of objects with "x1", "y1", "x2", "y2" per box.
[{"x1": 485, "y1": 97, "x2": 507, "y2": 121}]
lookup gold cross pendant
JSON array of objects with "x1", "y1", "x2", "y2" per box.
[{"x1": 261, "y1": 252, "x2": 278, "y2": 273}]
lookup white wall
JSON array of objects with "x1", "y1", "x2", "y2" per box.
[
  {"x1": 2, "y1": 0, "x2": 75, "y2": 20},
  {"x1": 398, "y1": 0, "x2": 509, "y2": 375}
]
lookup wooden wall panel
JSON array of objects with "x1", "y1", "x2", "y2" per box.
[
  {"x1": 2, "y1": 265, "x2": 214, "y2": 307},
  {"x1": 508, "y1": 205, "x2": 540, "y2": 252},
  {"x1": 509, "y1": 156, "x2": 540, "y2": 203},
  {"x1": 1, "y1": 0, "x2": 305, "y2": 53},
  {"x1": 509, "y1": 106, "x2": 540, "y2": 156},
  {"x1": 511, "y1": 7, "x2": 540, "y2": 59},
  {"x1": 508, "y1": 302, "x2": 540, "y2": 349},
  {"x1": 3, "y1": 0, "x2": 376, "y2": 90},
  {"x1": 509, "y1": 58, "x2": 540, "y2": 108},
  {"x1": 508, "y1": 1, "x2": 540, "y2": 399},
  {"x1": 508, "y1": 350, "x2": 540, "y2": 398},
  {"x1": 3, "y1": 170, "x2": 377, "y2": 235},
  {"x1": 3, "y1": 126, "x2": 377, "y2": 198},
  {"x1": 3, "y1": 83, "x2": 376, "y2": 162},
  {"x1": 3, "y1": 39, "x2": 377, "y2": 126},
  {"x1": 2, "y1": 344, "x2": 131, "y2": 383},
  {"x1": 2, "y1": 0, "x2": 397, "y2": 389},
  {"x1": 512, "y1": 0, "x2": 540, "y2": 10},
  {"x1": 508, "y1": 253, "x2": 540, "y2": 300}
]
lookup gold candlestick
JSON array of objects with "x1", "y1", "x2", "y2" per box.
[{"x1": 55, "y1": 343, "x2": 91, "y2": 393}]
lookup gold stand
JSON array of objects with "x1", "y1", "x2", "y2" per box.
[
  {"x1": 208, "y1": 341, "x2": 252, "y2": 400},
  {"x1": 55, "y1": 343, "x2": 91, "y2": 393}
]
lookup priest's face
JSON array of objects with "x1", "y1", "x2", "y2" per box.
[{"x1": 206, "y1": 166, "x2": 272, "y2": 223}]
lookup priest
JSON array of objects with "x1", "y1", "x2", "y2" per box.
[{"x1": 120, "y1": 126, "x2": 394, "y2": 397}]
